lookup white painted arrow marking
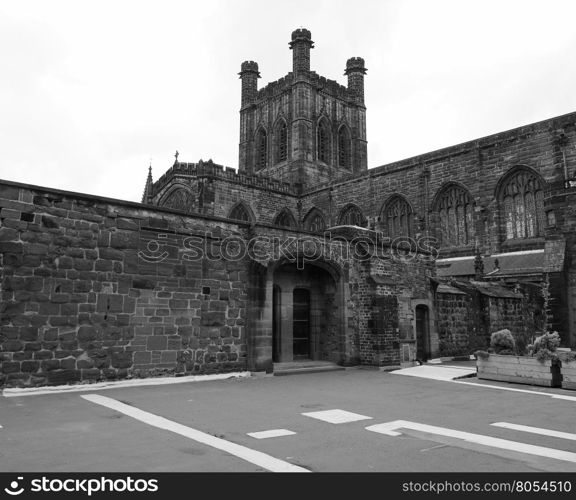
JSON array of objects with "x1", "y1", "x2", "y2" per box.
[
  {"x1": 366, "y1": 420, "x2": 576, "y2": 463},
  {"x1": 492, "y1": 422, "x2": 576, "y2": 441}
]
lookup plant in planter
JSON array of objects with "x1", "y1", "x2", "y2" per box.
[{"x1": 475, "y1": 329, "x2": 562, "y2": 387}]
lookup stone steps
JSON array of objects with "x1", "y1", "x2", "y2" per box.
[{"x1": 273, "y1": 361, "x2": 345, "y2": 376}]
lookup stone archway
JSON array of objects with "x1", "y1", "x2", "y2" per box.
[
  {"x1": 246, "y1": 258, "x2": 347, "y2": 372},
  {"x1": 272, "y1": 262, "x2": 342, "y2": 363}
]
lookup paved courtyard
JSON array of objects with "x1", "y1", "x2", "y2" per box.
[{"x1": 1, "y1": 368, "x2": 576, "y2": 473}]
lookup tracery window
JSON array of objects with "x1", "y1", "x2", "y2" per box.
[
  {"x1": 317, "y1": 119, "x2": 331, "y2": 164},
  {"x1": 338, "y1": 205, "x2": 365, "y2": 227},
  {"x1": 274, "y1": 209, "x2": 297, "y2": 228},
  {"x1": 500, "y1": 169, "x2": 545, "y2": 239},
  {"x1": 435, "y1": 185, "x2": 475, "y2": 247},
  {"x1": 255, "y1": 128, "x2": 267, "y2": 171},
  {"x1": 229, "y1": 203, "x2": 252, "y2": 222},
  {"x1": 275, "y1": 120, "x2": 287, "y2": 164},
  {"x1": 304, "y1": 210, "x2": 326, "y2": 232},
  {"x1": 161, "y1": 188, "x2": 193, "y2": 213},
  {"x1": 338, "y1": 126, "x2": 351, "y2": 169},
  {"x1": 383, "y1": 196, "x2": 412, "y2": 238}
]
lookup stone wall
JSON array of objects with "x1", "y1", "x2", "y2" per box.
[
  {"x1": 435, "y1": 291, "x2": 474, "y2": 355},
  {"x1": 0, "y1": 181, "x2": 250, "y2": 388},
  {"x1": 434, "y1": 285, "x2": 542, "y2": 355},
  {"x1": 302, "y1": 111, "x2": 576, "y2": 256}
]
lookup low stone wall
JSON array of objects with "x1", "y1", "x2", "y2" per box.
[{"x1": 477, "y1": 354, "x2": 561, "y2": 387}]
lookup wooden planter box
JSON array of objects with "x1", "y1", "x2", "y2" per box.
[
  {"x1": 561, "y1": 360, "x2": 576, "y2": 390},
  {"x1": 476, "y1": 354, "x2": 561, "y2": 388}
]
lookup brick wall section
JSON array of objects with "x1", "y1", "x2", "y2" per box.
[{"x1": 0, "y1": 182, "x2": 249, "y2": 388}]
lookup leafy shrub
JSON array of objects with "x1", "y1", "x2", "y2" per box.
[
  {"x1": 474, "y1": 350, "x2": 490, "y2": 360},
  {"x1": 531, "y1": 331, "x2": 561, "y2": 354},
  {"x1": 489, "y1": 329, "x2": 516, "y2": 355}
]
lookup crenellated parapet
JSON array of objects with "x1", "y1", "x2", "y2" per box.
[{"x1": 152, "y1": 159, "x2": 295, "y2": 197}]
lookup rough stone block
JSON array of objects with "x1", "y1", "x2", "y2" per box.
[
  {"x1": 111, "y1": 351, "x2": 133, "y2": 368},
  {"x1": 147, "y1": 336, "x2": 167, "y2": 351},
  {"x1": 78, "y1": 326, "x2": 99, "y2": 342},
  {"x1": 1, "y1": 361, "x2": 20, "y2": 373},
  {"x1": 47, "y1": 369, "x2": 81, "y2": 385},
  {"x1": 110, "y1": 232, "x2": 139, "y2": 249},
  {"x1": 201, "y1": 311, "x2": 226, "y2": 326}
]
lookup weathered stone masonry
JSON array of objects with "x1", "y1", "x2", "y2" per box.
[
  {"x1": 0, "y1": 181, "x2": 250, "y2": 387},
  {"x1": 1, "y1": 180, "x2": 436, "y2": 387}
]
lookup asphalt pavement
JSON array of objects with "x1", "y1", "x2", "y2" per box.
[{"x1": 1, "y1": 367, "x2": 576, "y2": 473}]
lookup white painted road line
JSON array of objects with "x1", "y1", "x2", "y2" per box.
[
  {"x1": 301, "y1": 409, "x2": 372, "y2": 424},
  {"x1": 366, "y1": 420, "x2": 576, "y2": 464},
  {"x1": 492, "y1": 422, "x2": 576, "y2": 441},
  {"x1": 247, "y1": 429, "x2": 297, "y2": 439},
  {"x1": 82, "y1": 394, "x2": 309, "y2": 473},
  {"x1": 453, "y1": 380, "x2": 576, "y2": 402}
]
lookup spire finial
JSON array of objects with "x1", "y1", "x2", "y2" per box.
[{"x1": 175, "y1": 150, "x2": 179, "y2": 164}]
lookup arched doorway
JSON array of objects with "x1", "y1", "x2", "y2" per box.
[
  {"x1": 415, "y1": 304, "x2": 430, "y2": 361},
  {"x1": 271, "y1": 262, "x2": 342, "y2": 363}
]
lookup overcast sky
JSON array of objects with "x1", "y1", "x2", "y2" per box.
[{"x1": 1, "y1": 0, "x2": 576, "y2": 203}]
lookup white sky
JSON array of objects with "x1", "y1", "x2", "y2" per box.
[{"x1": 1, "y1": 0, "x2": 576, "y2": 202}]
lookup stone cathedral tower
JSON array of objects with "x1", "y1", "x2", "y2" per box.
[{"x1": 238, "y1": 28, "x2": 368, "y2": 192}]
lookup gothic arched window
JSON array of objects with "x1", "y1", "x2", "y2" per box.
[
  {"x1": 435, "y1": 185, "x2": 475, "y2": 247},
  {"x1": 317, "y1": 118, "x2": 331, "y2": 164},
  {"x1": 304, "y1": 209, "x2": 326, "y2": 232},
  {"x1": 499, "y1": 169, "x2": 545, "y2": 239},
  {"x1": 229, "y1": 203, "x2": 252, "y2": 223},
  {"x1": 275, "y1": 120, "x2": 288, "y2": 164},
  {"x1": 274, "y1": 209, "x2": 297, "y2": 228},
  {"x1": 383, "y1": 196, "x2": 412, "y2": 238},
  {"x1": 160, "y1": 188, "x2": 194, "y2": 213},
  {"x1": 338, "y1": 205, "x2": 365, "y2": 227},
  {"x1": 255, "y1": 128, "x2": 267, "y2": 171},
  {"x1": 338, "y1": 126, "x2": 351, "y2": 169}
]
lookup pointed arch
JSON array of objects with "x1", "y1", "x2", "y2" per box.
[
  {"x1": 381, "y1": 194, "x2": 413, "y2": 238},
  {"x1": 303, "y1": 207, "x2": 327, "y2": 232},
  {"x1": 432, "y1": 182, "x2": 475, "y2": 247},
  {"x1": 337, "y1": 203, "x2": 366, "y2": 227},
  {"x1": 254, "y1": 126, "x2": 268, "y2": 171},
  {"x1": 274, "y1": 117, "x2": 288, "y2": 164},
  {"x1": 337, "y1": 124, "x2": 352, "y2": 170},
  {"x1": 273, "y1": 208, "x2": 298, "y2": 228},
  {"x1": 158, "y1": 184, "x2": 195, "y2": 213},
  {"x1": 317, "y1": 117, "x2": 332, "y2": 164},
  {"x1": 228, "y1": 201, "x2": 255, "y2": 223},
  {"x1": 496, "y1": 165, "x2": 546, "y2": 240}
]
